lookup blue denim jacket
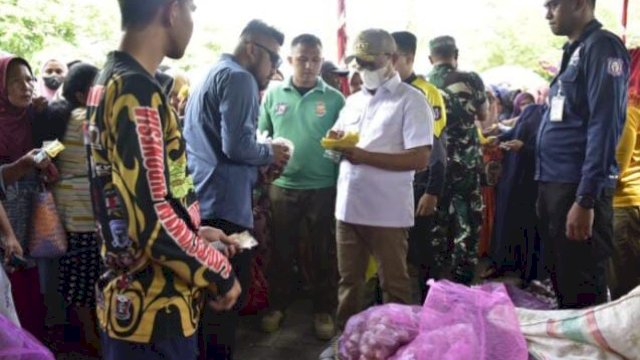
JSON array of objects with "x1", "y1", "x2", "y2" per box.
[{"x1": 183, "y1": 55, "x2": 273, "y2": 229}]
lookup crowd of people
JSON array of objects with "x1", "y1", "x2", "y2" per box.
[{"x1": 0, "y1": 0, "x2": 637, "y2": 359}]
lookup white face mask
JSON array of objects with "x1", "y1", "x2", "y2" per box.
[{"x1": 360, "y1": 66, "x2": 389, "y2": 90}]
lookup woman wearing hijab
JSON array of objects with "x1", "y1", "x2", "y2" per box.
[
  {"x1": 490, "y1": 104, "x2": 547, "y2": 283},
  {"x1": 37, "y1": 59, "x2": 68, "y2": 101},
  {"x1": 42, "y1": 63, "x2": 101, "y2": 354},
  {"x1": 510, "y1": 92, "x2": 536, "y2": 118},
  {"x1": 0, "y1": 54, "x2": 49, "y2": 341}
]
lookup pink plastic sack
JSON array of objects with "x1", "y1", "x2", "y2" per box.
[
  {"x1": 339, "y1": 304, "x2": 422, "y2": 360},
  {"x1": 391, "y1": 281, "x2": 528, "y2": 360},
  {"x1": 0, "y1": 313, "x2": 54, "y2": 360}
]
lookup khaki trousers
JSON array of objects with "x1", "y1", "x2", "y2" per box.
[{"x1": 335, "y1": 220, "x2": 412, "y2": 328}]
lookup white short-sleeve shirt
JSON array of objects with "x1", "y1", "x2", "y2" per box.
[{"x1": 334, "y1": 73, "x2": 434, "y2": 228}]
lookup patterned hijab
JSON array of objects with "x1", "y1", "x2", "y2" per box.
[{"x1": 0, "y1": 55, "x2": 34, "y2": 164}]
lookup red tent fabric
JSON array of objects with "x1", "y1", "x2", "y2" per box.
[{"x1": 337, "y1": 0, "x2": 350, "y2": 95}]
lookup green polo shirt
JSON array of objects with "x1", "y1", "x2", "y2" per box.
[{"x1": 259, "y1": 77, "x2": 345, "y2": 190}]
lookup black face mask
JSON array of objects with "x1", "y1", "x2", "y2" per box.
[{"x1": 43, "y1": 75, "x2": 63, "y2": 90}]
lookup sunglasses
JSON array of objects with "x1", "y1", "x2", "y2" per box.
[
  {"x1": 355, "y1": 53, "x2": 391, "y2": 71},
  {"x1": 251, "y1": 42, "x2": 283, "y2": 69}
]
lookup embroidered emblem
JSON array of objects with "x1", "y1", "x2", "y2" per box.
[
  {"x1": 433, "y1": 106, "x2": 442, "y2": 121},
  {"x1": 115, "y1": 294, "x2": 132, "y2": 321},
  {"x1": 315, "y1": 101, "x2": 327, "y2": 117},
  {"x1": 275, "y1": 103, "x2": 288, "y2": 116},
  {"x1": 109, "y1": 219, "x2": 132, "y2": 249},
  {"x1": 608, "y1": 58, "x2": 623, "y2": 77}
]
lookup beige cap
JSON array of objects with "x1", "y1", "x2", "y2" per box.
[{"x1": 345, "y1": 29, "x2": 397, "y2": 64}]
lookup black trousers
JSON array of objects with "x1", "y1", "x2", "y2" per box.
[
  {"x1": 199, "y1": 218, "x2": 253, "y2": 360},
  {"x1": 407, "y1": 184, "x2": 439, "y2": 302},
  {"x1": 537, "y1": 182, "x2": 613, "y2": 309}
]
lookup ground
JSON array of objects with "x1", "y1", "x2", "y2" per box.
[
  {"x1": 235, "y1": 299, "x2": 328, "y2": 360},
  {"x1": 56, "y1": 298, "x2": 327, "y2": 360}
]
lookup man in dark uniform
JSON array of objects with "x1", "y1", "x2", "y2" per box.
[
  {"x1": 392, "y1": 31, "x2": 447, "y2": 300},
  {"x1": 427, "y1": 36, "x2": 488, "y2": 285},
  {"x1": 537, "y1": 0, "x2": 630, "y2": 308}
]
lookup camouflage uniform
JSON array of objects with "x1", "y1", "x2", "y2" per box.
[{"x1": 427, "y1": 63, "x2": 486, "y2": 284}]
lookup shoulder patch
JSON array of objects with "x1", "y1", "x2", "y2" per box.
[{"x1": 607, "y1": 58, "x2": 624, "y2": 77}]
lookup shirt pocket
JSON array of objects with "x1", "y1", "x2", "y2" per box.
[{"x1": 558, "y1": 66, "x2": 580, "y2": 105}]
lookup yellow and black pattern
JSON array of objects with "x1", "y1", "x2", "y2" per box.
[
  {"x1": 86, "y1": 51, "x2": 235, "y2": 343},
  {"x1": 410, "y1": 74, "x2": 447, "y2": 138}
]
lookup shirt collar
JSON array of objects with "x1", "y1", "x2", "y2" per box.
[
  {"x1": 220, "y1": 53, "x2": 241, "y2": 67},
  {"x1": 433, "y1": 63, "x2": 455, "y2": 72},
  {"x1": 111, "y1": 51, "x2": 152, "y2": 78},
  {"x1": 283, "y1": 77, "x2": 326, "y2": 93},
  {"x1": 563, "y1": 19, "x2": 602, "y2": 53},
  {"x1": 380, "y1": 72, "x2": 402, "y2": 93},
  {"x1": 404, "y1": 72, "x2": 418, "y2": 85}
]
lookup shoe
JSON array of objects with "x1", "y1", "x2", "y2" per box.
[
  {"x1": 319, "y1": 333, "x2": 341, "y2": 359},
  {"x1": 314, "y1": 313, "x2": 336, "y2": 340},
  {"x1": 261, "y1": 310, "x2": 284, "y2": 333}
]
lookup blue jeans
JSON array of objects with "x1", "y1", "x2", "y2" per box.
[{"x1": 101, "y1": 332, "x2": 198, "y2": 360}]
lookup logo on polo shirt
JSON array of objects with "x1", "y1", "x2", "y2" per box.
[
  {"x1": 316, "y1": 101, "x2": 327, "y2": 117},
  {"x1": 275, "y1": 103, "x2": 288, "y2": 116}
]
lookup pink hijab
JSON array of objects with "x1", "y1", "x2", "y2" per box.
[
  {"x1": 37, "y1": 59, "x2": 67, "y2": 101},
  {"x1": 0, "y1": 55, "x2": 34, "y2": 164}
]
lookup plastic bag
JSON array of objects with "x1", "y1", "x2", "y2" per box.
[
  {"x1": 0, "y1": 313, "x2": 54, "y2": 360},
  {"x1": 339, "y1": 304, "x2": 421, "y2": 360},
  {"x1": 0, "y1": 266, "x2": 20, "y2": 326},
  {"x1": 391, "y1": 281, "x2": 528, "y2": 360},
  {"x1": 504, "y1": 283, "x2": 554, "y2": 310}
]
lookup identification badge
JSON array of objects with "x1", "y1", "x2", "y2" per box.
[
  {"x1": 115, "y1": 294, "x2": 132, "y2": 321},
  {"x1": 550, "y1": 95, "x2": 565, "y2": 122}
]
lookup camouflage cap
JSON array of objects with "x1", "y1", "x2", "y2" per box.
[
  {"x1": 429, "y1": 35, "x2": 457, "y2": 55},
  {"x1": 345, "y1": 29, "x2": 397, "y2": 64}
]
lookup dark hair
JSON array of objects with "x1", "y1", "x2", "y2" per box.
[
  {"x1": 240, "y1": 19, "x2": 285, "y2": 46},
  {"x1": 62, "y1": 63, "x2": 99, "y2": 108},
  {"x1": 391, "y1": 31, "x2": 417, "y2": 55},
  {"x1": 590, "y1": 0, "x2": 596, "y2": 8},
  {"x1": 118, "y1": 0, "x2": 173, "y2": 30},
  {"x1": 66, "y1": 60, "x2": 82, "y2": 70},
  {"x1": 430, "y1": 46, "x2": 457, "y2": 59},
  {"x1": 291, "y1": 34, "x2": 322, "y2": 49}
]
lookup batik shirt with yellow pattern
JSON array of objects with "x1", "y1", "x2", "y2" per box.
[
  {"x1": 407, "y1": 73, "x2": 448, "y2": 196},
  {"x1": 86, "y1": 51, "x2": 235, "y2": 343}
]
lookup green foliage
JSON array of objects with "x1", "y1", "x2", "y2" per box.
[
  {"x1": 0, "y1": 0, "x2": 121, "y2": 70},
  {"x1": 0, "y1": 0, "x2": 76, "y2": 61},
  {"x1": 0, "y1": 0, "x2": 637, "y2": 76}
]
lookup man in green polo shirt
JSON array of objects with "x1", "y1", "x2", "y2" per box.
[{"x1": 258, "y1": 33, "x2": 345, "y2": 340}]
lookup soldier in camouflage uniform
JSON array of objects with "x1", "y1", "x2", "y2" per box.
[{"x1": 426, "y1": 36, "x2": 488, "y2": 284}]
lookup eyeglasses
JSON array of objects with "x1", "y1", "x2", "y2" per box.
[{"x1": 251, "y1": 42, "x2": 282, "y2": 69}]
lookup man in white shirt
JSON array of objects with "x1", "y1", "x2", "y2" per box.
[{"x1": 332, "y1": 29, "x2": 434, "y2": 330}]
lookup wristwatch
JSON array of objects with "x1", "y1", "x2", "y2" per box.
[{"x1": 576, "y1": 195, "x2": 596, "y2": 209}]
